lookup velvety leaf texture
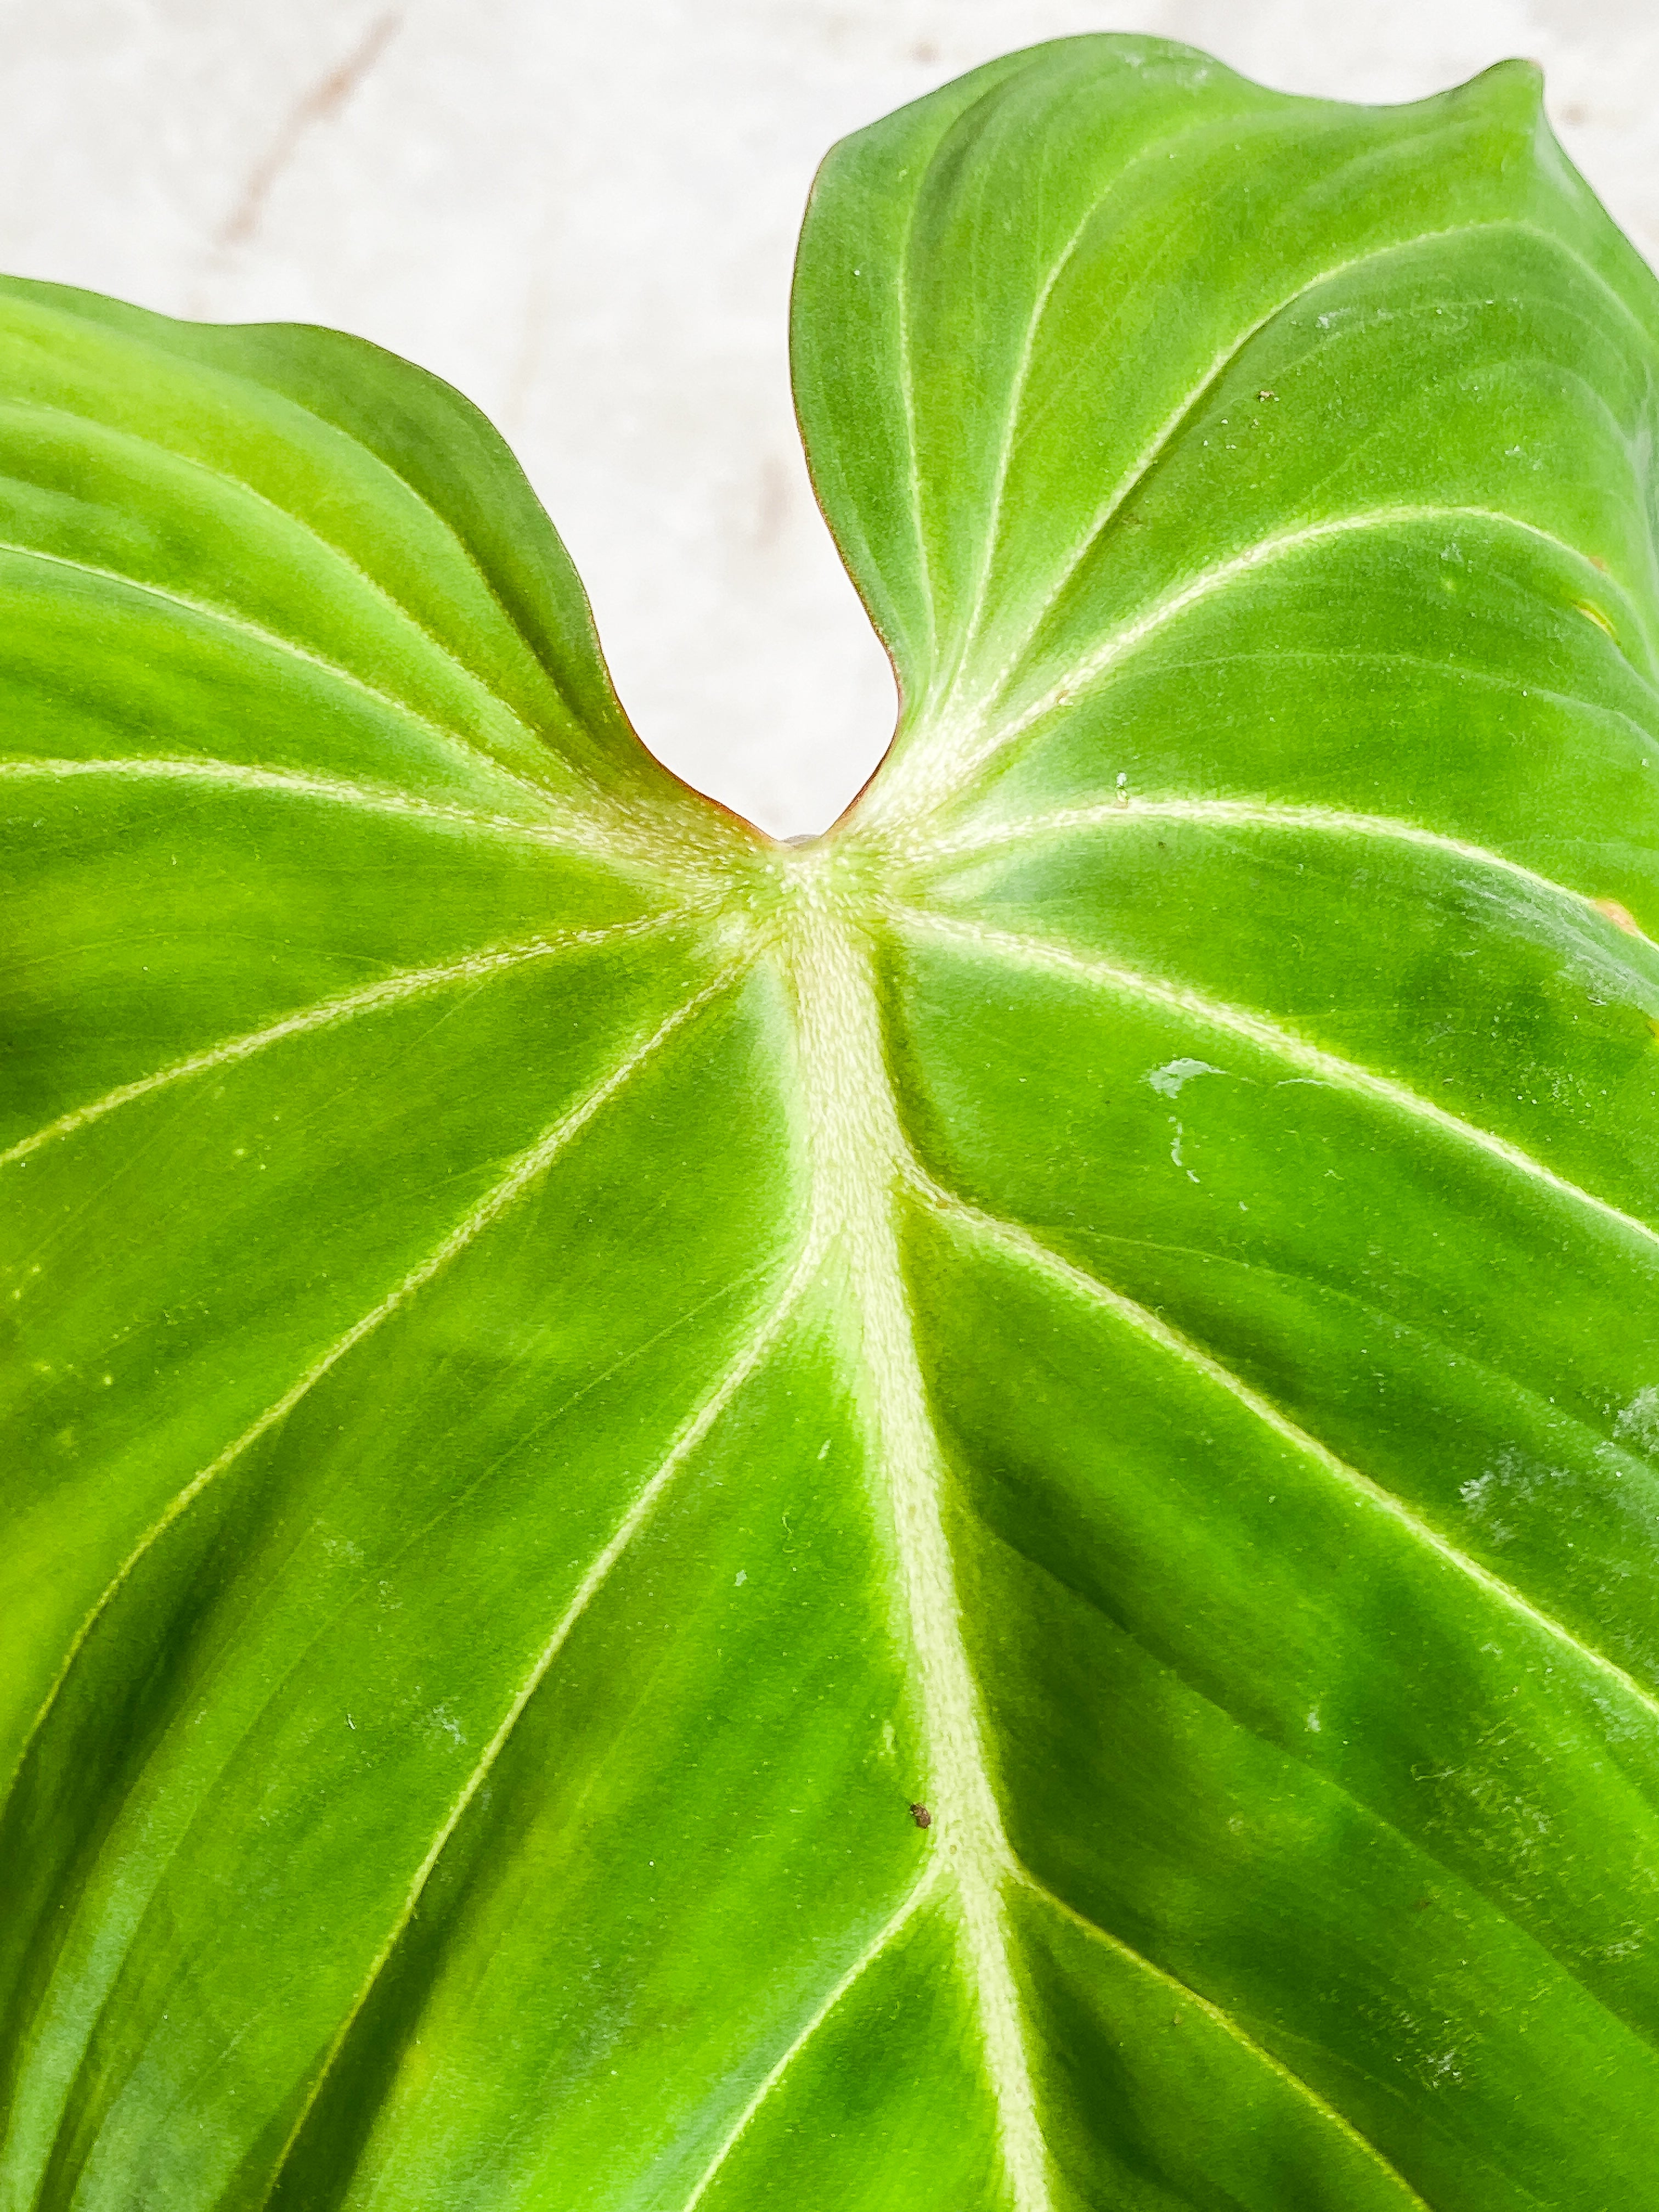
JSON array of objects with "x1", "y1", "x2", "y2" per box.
[{"x1": 4, "y1": 33, "x2": 1659, "y2": 2211}]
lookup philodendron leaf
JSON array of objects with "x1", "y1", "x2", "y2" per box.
[{"x1": 6, "y1": 30, "x2": 1659, "y2": 2209}]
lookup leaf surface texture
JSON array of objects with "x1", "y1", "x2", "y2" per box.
[{"x1": 5, "y1": 36, "x2": 1659, "y2": 2211}]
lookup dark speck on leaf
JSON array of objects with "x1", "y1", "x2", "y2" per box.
[{"x1": 909, "y1": 1802, "x2": 932, "y2": 1829}]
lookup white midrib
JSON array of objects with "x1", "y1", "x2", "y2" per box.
[{"x1": 782, "y1": 867, "x2": 1051, "y2": 2210}]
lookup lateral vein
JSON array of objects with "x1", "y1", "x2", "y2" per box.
[
  {"x1": 894, "y1": 176, "x2": 938, "y2": 675},
  {"x1": 2, "y1": 958, "x2": 749, "y2": 1820},
  {"x1": 896, "y1": 906, "x2": 1659, "y2": 1259},
  {"x1": 0, "y1": 536, "x2": 568, "y2": 821},
  {"x1": 1007, "y1": 1859, "x2": 1434, "y2": 2210},
  {"x1": 0, "y1": 393, "x2": 574, "y2": 757},
  {"x1": 995, "y1": 504, "x2": 1647, "y2": 742},
  {"x1": 0, "y1": 910, "x2": 690, "y2": 1169},
  {"x1": 922, "y1": 1183, "x2": 1659, "y2": 1730},
  {"x1": 679, "y1": 1866, "x2": 941, "y2": 2211},
  {"x1": 907, "y1": 798, "x2": 1610, "y2": 917},
  {"x1": 949, "y1": 218, "x2": 1485, "y2": 720},
  {"x1": 2, "y1": 751, "x2": 596, "y2": 841},
  {"x1": 940, "y1": 103, "x2": 1259, "y2": 701},
  {"x1": 874, "y1": 504, "x2": 1644, "y2": 822},
  {"x1": 266, "y1": 1223, "x2": 814, "y2": 2203}
]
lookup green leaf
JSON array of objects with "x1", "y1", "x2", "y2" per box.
[{"x1": 5, "y1": 32, "x2": 1659, "y2": 2209}]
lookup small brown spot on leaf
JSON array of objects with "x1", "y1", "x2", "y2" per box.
[
  {"x1": 1595, "y1": 898, "x2": 1645, "y2": 938},
  {"x1": 908, "y1": 1802, "x2": 932, "y2": 1829}
]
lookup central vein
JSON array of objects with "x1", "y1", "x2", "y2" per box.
[{"x1": 778, "y1": 855, "x2": 1050, "y2": 2210}]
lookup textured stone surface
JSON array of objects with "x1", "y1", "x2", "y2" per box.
[{"x1": 0, "y1": 1, "x2": 1651, "y2": 833}]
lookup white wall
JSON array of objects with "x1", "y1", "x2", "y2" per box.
[{"x1": 0, "y1": 0, "x2": 1652, "y2": 834}]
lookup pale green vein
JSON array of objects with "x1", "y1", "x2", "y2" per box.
[
  {"x1": 996, "y1": 1512, "x2": 1659, "y2": 2089},
  {"x1": 261, "y1": 1223, "x2": 816, "y2": 2204},
  {"x1": 948, "y1": 213, "x2": 1485, "y2": 715},
  {"x1": 1513, "y1": 221, "x2": 1658, "y2": 352},
  {"x1": 679, "y1": 1867, "x2": 941, "y2": 2211},
  {"x1": 919, "y1": 1180, "x2": 1659, "y2": 1732},
  {"x1": 0, "y1": 908, "x2": 695, "y2": 1170},
  {"x1": 0, "y1": 394, "x2": 574, "y2": 760},
  {"x1": 992, "y1": 507, "x2": 1652, "y2": 748},
  {"x1": 870, "y1": 505, "x2": 1649, "y2": 827},
  {"x1": 0, "y1": 749, "x2": 670, "y2": 861},
  {"x1": 213, "y1": 342, "x2": 617, "y2": 753},
  {"x1": 895, "y1": 906, "x2": 1659, "y2": 1259},
  {"x1": 782, "y1": 859, "x2": 1051, "y2": 2206},
  {"x1": 981, "y1": 641, "x2": 1659, "y2": 743},
  {"x1": 908, "y1": 797, "x2": 1646, "y2": 930},
  {"x1": 1006, "y1": 1859, "x2": 1434, "y2": 2211},
  {"x1": 941, "y1": 102, "x2": 1267, "y2": 704},
  {"x1": 894, "y1": 166, "x2": 938, "y2": 677},
  {"x1": 1, "y1": 956, "x2": 751, "y2": 1822},
  {"x1": 7, "y1": 284, "x2": 611, "y2": 754},
  {"x1": 0, "y1": 535, "x2": 568, "y2": 823}
]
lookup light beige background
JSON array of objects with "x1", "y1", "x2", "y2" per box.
[{"x1": 0, "y1": 1, "x2": 1652, "y2": 834}]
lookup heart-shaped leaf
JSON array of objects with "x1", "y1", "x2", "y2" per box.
[{"x1": 7, "y1": 33, "x2": 1659, "y2": 2210}]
